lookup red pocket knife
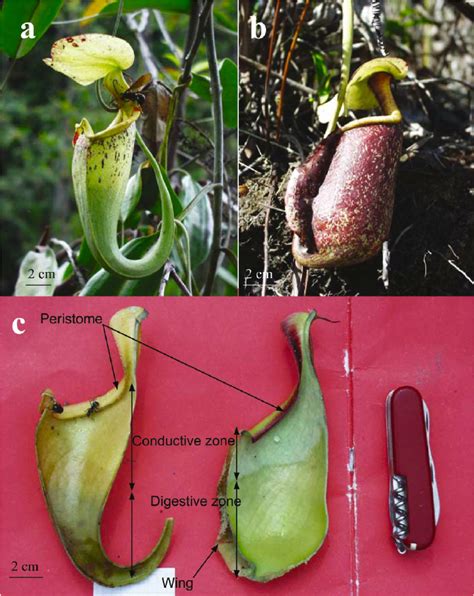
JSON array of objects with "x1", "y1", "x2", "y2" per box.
[{"x1": 386, "y1": 386, "x2": 440, "y2": 553}]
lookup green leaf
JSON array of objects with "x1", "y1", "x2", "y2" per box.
[
  {"x1": 14, "y1": 246, "x2": 58, "y2": 296},
  {"x1": 189, "y1": 73, "x2": 212, "y2": 102},
  {"x1": 312, "y1": 52, "x2": 331, "y2": 102},
  {"x1": 0, "y1": 0, "x2": 64, "y2": 59},
  {"x1": 76, "y1": 237, "x2": 97, "y2": 270},
  {"x1": 220, "y1": 58, "x2": 237, "y2": 129},
  {"x1": 100, "y1": 0, "x2": 191, "y2": 16},
  {"x1": 313, "y1": 52, "x2": 328, "y2": 83},
  {"x1": 179, "y1": 174, "x2": 213, "y2": 268},
  {"x1": 193, "y1": 60, "x2": 237, "y2": 128}
]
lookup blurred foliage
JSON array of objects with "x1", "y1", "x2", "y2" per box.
[{"x1": 1, "y1": 0, "x2": 237, "y2": 295}]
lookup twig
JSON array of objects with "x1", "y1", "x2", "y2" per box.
[
  {"x1": 50, "y1": 238, "x2": 86, "y2": 288},
  {"x1": 241, "y1": 129, "x2": 298, "y2": 155},
  {"x1": 276, "y1": 0, "x2": 311, "y2": 139},
  {"x1": 240, "y1": 55, "x2": 319, "y2": 96},
  {"x1": 447, "y1": 244, "x2": 459, "y2": 260},
  {"x1": 170, "y1": 265, "x2": 193, "y2": 295},
  {"x1": 203, "y1": 10, "x2": 224, "y2": 296},
  {"x1": 381, "y1": 240, "x2": 390, "y2": 290},
  {"x1": 125, "y1": 12, "x2": 159, "y2": 80},
  {"x1": 220, "y1": 247, "x2": 237, "y2": 269},
  {"x1": 261, "y1": 193, "x2": 272, "y2": 296},
  {"x1": 423, "y1": 249, "x2": 474, "y2": 285},
  {"x1": 159, "y1": 262, "x2": 193, "y2": 296},
  {"x1": 264, "y1": 0, "x2": 282, "y2": 136},
  {"x1": 391, "y1": 224, "x2": 414, "y2": 252},
  {"x1": 257, "y1": 202, "x2": 285, "y2": 213},
  {"x1": 423, "y1": 250, "x2": 431, "y2": 278},
  {"x1": 158, "y1": 261, "x2": 173, "y2": 295},
  {"x1": 446, "y1": 261, "x2": 474, "y2": 283},
  {"x1": 159, "y1": 0, "x2": 213, "y2": 168},
  {"x1": 290, "y1": 261, "x2": 305, "y2": 296},
  {"x1": 436, "y1": 251, "x2": 474, "y2": 284},
  {"x1": 153, "y1": 10, "x2": 183, "y2": 59},
  {"x1": 399, "y1": 77, "x2": 474, "y2": 90}
]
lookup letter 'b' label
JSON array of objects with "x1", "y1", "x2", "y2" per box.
[{"x1": 250, "y1": 15, "x2": 266, "y2": 39}]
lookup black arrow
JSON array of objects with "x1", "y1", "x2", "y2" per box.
[
  {"x1": 129, "y1": 385, "x2": 135, "y2": 577},
  {"x1": 103, "y1": 324, "x2": 282, "y2": 411},
  {"x1": 129, "y1": 384, "x2": 135, "y2": 490},
  {"x1": 192, "y1": 544, "x2": 218, "y2": 579},
  {"x1": 129, "y1": 492, "x2": 135, "y2": 577},
  {"x1": 234, "y1": 428, "x2": 240, "y2": 480},
  {"x1": 102, "y1": 326, "x2": 119, "y2": 389}
]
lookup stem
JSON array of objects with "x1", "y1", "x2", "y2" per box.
[
  {"x1": 203, "y1": 11, "x2": 224, "y2": 296},
  {"x1": 159, "y1": 0, "x2": 213, "y2": 168},
  {"x1": 324, "y1": 0, "x2": 354, "y2": 136},
  {"x1": 159, "y1": 261, "x2": 192, "y2": 296},
  {"x1": 158, "y1": 262, "x2": 173, "y2": 295},
  {"x1": 169, "y1": 264, "x2": 193, "y2": 296},
  {"x1": 174, "y1": 219, "x2": 193, "y2": 294},
  {"x1": 0, "y1": 58, "x2": 17, "y2": 95}
]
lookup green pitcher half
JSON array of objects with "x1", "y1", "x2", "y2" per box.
[
  {"x1": 217, "y1": 311, "x2": 329, "y2": 581},
  {"x1": 35, "y1": 307, "x2": 173, "y2": 586}
]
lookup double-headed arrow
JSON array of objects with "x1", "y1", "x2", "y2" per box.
[
  {"x1": 129, "y1": 384, "x2": 135, "y2": 578},
  {"x1": 234, "y1": 427, "x2": 240, "y2": 577}
]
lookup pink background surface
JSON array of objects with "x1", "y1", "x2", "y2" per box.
[{"x1": 0, "y1": 297, "x2": 473, "y2": 595}]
